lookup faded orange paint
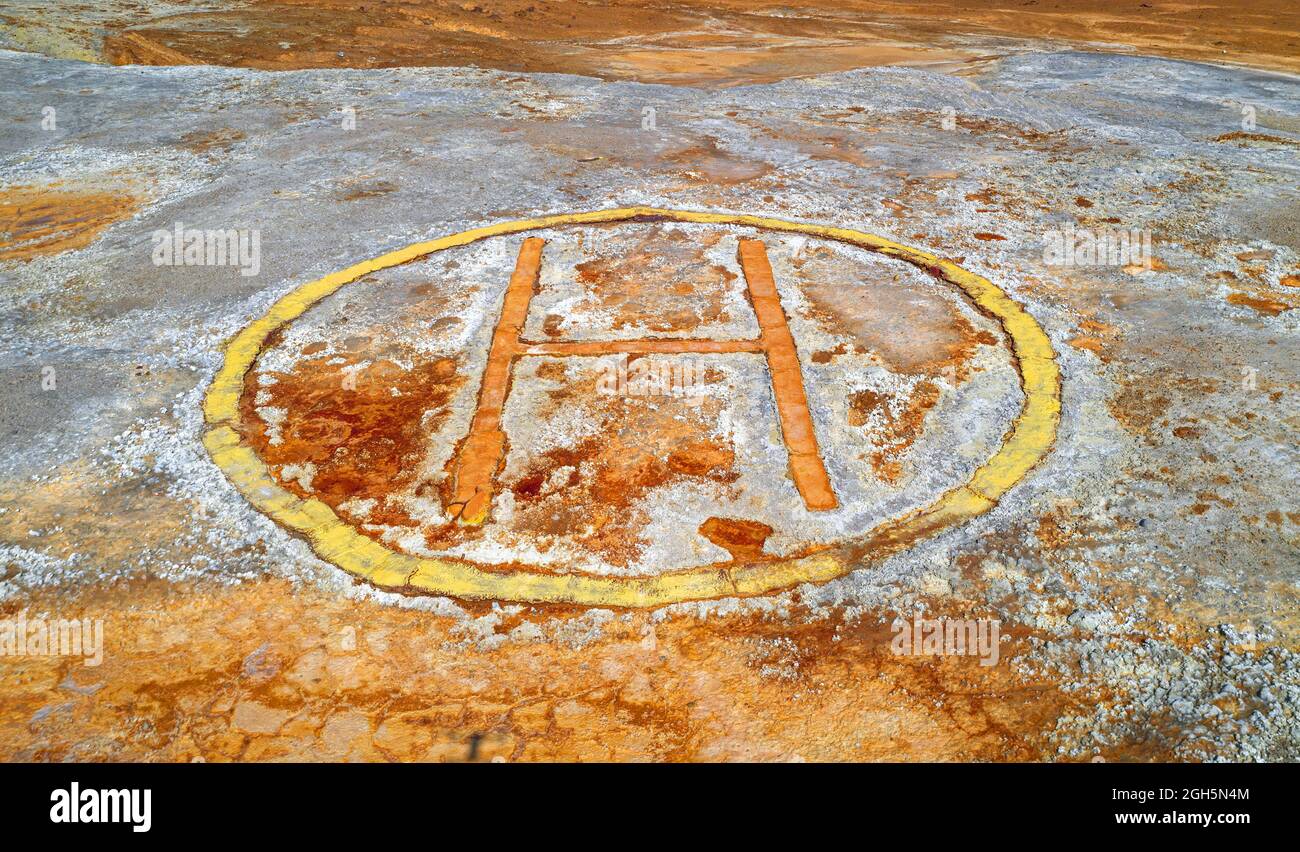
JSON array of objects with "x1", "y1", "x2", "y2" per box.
[
  {"x1": 738, "y1": 238, "x2": 838, "y2": 510},
  {"x1": 446, "y1": 234, "x2": 838, "y2": 526},
  {"x1": 447, "y1": 236, "x2": 545, "y2": 524}
]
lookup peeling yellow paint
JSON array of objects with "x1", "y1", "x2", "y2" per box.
[{"x1": 202, "y1": 207, "x2": 1060, "y2": 607}]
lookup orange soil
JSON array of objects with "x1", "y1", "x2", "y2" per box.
[
  {"x1": 0, "y1": 577, "x2": 1099, "y2": 762},
  {"x1": 1226, "y1": 291, "x2": 1293, "y2": 315},
  {"x1": 0, "y1": 184, "x2": 139, "y2": 262},
  {"x1": 72, "y1": 1, "x2": 1300, "y2": 82}
]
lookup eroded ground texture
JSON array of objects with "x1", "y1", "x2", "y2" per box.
[
  {"x1": 0, "y1": 40, "x2": 1298, "y2": 761},
  {"x1": 4, "y1": 0, "x2": 1299, "y2": 79}
]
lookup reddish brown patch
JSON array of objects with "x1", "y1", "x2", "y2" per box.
[
  {"x1": 1213, "y1": 131, "x2": 1300, "y2": 146},
  {"x1": 542, "y1": 314, "x2": 565, "y2": 337},
  {"x1": 662, "y1": 137, "x2": 772, "y2": 185},
  {"x1": 0, "y1": 184, "x2": 139, "y2": 261},
  {"x1": 534, "y1": 360, "x2": 568, "y2": 381},
  {"x1": 1108, "y1": 382, "x2": 1171, "y2": 437},
  {"x1": 973, "y1": 232, "x2": 1006, "y2": 241},
  {"x1": 239, "y1": 349, "x2": 463, "y2": 537},
  {"x1": 179, "y1": 128, "x2": 246, "y2": 153},
  {"x1": 964, "y1": 187, "x2": 1000, "y2": 206},
  {"x1": 1029, "y1": 509, "x2": 1071, "y2": 548},
  {"x1": 337, "y1": 179, "x2": 398, "y2": 201},
  {"x1": 1227, "y1": 292, "x2": 1291, "y2": 316},
  {"x1": 699, "y1": 517, "x2": 774, "y2": 562},
  {"x1": 667, "y1": 439, "x2": 735, "y2": 476},
  {"x1": 499, "y1": 417, "x2": 739, "y2": 567},
  {"x1": 810, "y1": 343, "x2": 848, "y2": 364},
  {"x1": 462, "y1": 350, "x2": 740, "y2": 568},
  {"x1": 103, "y1": 31, "x2": 195, "y2": 65},
  {"x1": 1068, "y1": 319, "x2": 1119, "y2": 361},
  {"x1": 797, "y1": 257, "x2": 999, "y2": 380},
  {"x1": 1068, "y1": 336, "x2": 1105, "y2": 356},
  {"x1": 848, "y1": 380, "x2": 942, "y2": 483}
]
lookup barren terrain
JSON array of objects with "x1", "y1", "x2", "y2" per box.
[{"x1": 0, "y1": 3, "x2": 1297, "y2": 762}]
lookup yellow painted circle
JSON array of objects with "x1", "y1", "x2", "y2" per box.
[{"x1": 203, "y1": 207, "x2": 1059, "y2": 607}]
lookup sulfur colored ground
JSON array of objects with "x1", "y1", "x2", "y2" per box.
[{"x1": 0, "y1": 7, "x2": 1298, "y2": 761}]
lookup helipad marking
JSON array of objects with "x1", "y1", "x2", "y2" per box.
[
  {"x1": 446, "y1": 236, "x2": 545, "y2": 525},
  {"x1": 737, "y1": 238, "x2": 837, "y2": 510},
  {"x1": 446, "y1": 235, "x2": 837, "y2": 523},
  {"x1": 202, "y1": 207, "x2": 1060, "y2": 607}
]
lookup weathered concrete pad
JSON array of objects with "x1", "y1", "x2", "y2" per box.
[{"x1": 0, "y1": 47, "x2": 1297, "y2": 760}]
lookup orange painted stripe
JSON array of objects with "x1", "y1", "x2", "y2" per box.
[
  {"x1": 447, "y1": 236, "x2": 544, "y2": 524},
  {"x1": 737, "y1": 238, "x2": 838, "y2": 511},
  {"x1": 520, "y1": 338, "x2": 763, "y2": 356}
]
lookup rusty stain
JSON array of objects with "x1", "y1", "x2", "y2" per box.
[
  {"x1": 239, "y1": 349, "x2": 463, "y2": 535},
  {"x1": 496, "y1": 417, "x2": 739, "y2": 567},
  {"x1": 179, "y1": 127, "x2": 247, "y2": 153},
  {"x1": 571, "y1": 226, "x2": 736, "y2": 332},
  {"x1": 336, "y1": 178, "x2": 399, "y2": 201},
  {"x1": 699, "y1": 517, "x2": 774, "y2": 561},
  {"x1": 65, "y1": 0, "x2": 1300, "y2": 82},
  {"x1": 103, "y1": 31, "x2": 196, "y2": 66},
  {"x1": 1068, "y1": 318, "x2": 1120, "y2": 361},
  {"x1": 848, "y1": 380, "x2": 942, "y2": 483},
  {"x1": 1213, "y1": 130, "x2": 1300, "y2": 146},
  {"x1": 1226, "y1": 291, "x2": 1291, "y2": 316},
  {"x1": 0, "y1": 184, "x2": 139, "y2": 261}
]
